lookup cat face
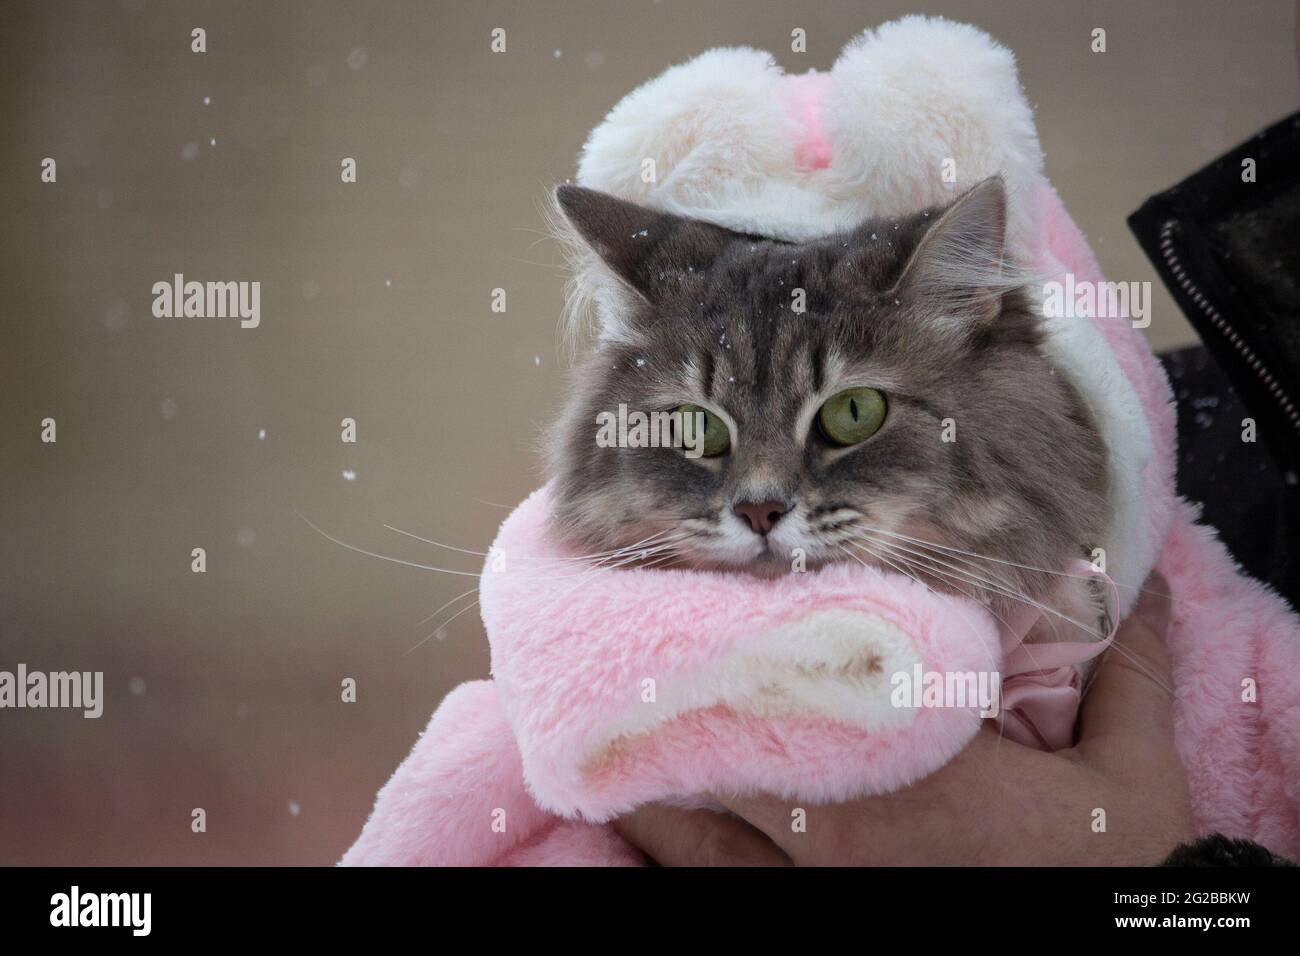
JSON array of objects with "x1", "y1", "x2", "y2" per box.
[{"x1": 547, "y1": 179, "x2": 1107, "y2": 613}]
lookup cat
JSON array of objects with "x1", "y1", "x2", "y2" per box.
[{"x1": 546, "y1": 177, "x2": 1109, "y2": 645}]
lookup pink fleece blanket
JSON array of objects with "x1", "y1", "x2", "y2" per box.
[{"x1": 341, "y1": 21, "x2": 1300, "y2": 866}]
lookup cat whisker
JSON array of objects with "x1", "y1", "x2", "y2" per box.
[
  {"x1": 846, "y1": 538, "x2": 1077, "y2": 663},
  {"x1": 845, "y1": 540, "x2": 1071, "y2": 754},
  {"x1": 848, "y1": 530, "x2": 1095, "y2": 639},
  {"x1": 849, "y1": 539, "x2": 1034, "y2": 650},
  {"x1": 406, "y1": 596, "x2": 484, "y2": 655},
  {"x1": 850, "y1": 529, "x2": 1024, "y2": 602},
  {"x1": 408, "y1": 540, "x2": 694, "y2": 652},
  {"x1": 850, "y1": 538, "x2": 1174, "y2": 695},
  {"x1": 886, "y1": 539, "x2": 1171, "y2": 681},
  {"x1": 301, "y1": 512, "x2": 690, "y2": 584},
  {"x1": 388, "y1": 522, "x2": 682, "y2": 566},
  {"x1": 385, "y1": 525, "x2": 490, "y2": 557},
  {"x1": 1080, "y1": 639, "x2": 1174, "y2": 698},
  {"x1": 841, "y1": 542, "x2": 1032, "y2": 755},
  {"x1": 855, "y1": 523, "x2": 1094, "y2": 585},
  {"x1": 838, "y1": 541, "x2": 913, "y2": 585},
  {"x1": 467, "y1": 496, "x2": 518, "y2": 511},
  {"x1": 544, "y1": 537, "x2": 696, "y2": 603},
  {"x1": 851, "y1": 522, "x2": 1189, "y2": 607},
  {"x1": 840, "y1": 540, "x2": 1011, "y2": 676},
  {"x1": 503, "y1": 538, "x2": 690, "y2": 584},
  {"x1": 851, "y1": 535, "x2": 1045, "y2": 629},
  {"x1": 571, "y1": 534, "x2": 692, "y2": 571},
  {"x1": 415, "y1": 586, "x2": 481, "y2": 627},
  {"x1": 850, "y1": 535, "x2": 1097, "y2": 641},
  {"x1": 297, "y1": 512, "x2": 484, "y2": 578},
  {"x1": 532, "y1": 526, "x2": 707, "y2": 568}
]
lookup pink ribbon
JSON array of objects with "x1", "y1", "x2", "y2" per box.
[
  {"x1": 782, "y1": 72, "x2": 834, "y2": 171},
  {"x1": 994, "y1": 561, "x2": 1119, "y2": 751}
]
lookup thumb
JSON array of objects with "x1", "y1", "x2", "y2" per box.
[{"x1": 1076, "y1": 570, "x2": 1177, "y2": 754}]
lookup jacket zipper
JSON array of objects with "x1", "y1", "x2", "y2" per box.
[{"x1": 1158, "y1": 219, "x2": 1300, "y2": 435}]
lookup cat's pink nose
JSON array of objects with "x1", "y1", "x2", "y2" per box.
[{"x1": 733, "y1": 499, "x2": 788, "y2": 535}]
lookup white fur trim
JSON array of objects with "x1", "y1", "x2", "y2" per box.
[
  {"x1": 1040, "y1": 314, "x2": 1156, "y2": 609},
  {"x1": 585, "y1": 609, "x2": 921, "y2": 773},
  {"x1": 822, "y1": 17, "x2": 1044, "y2": 255}
]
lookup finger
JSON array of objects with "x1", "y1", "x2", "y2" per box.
[
  {"x1": 611, "y1": 803, "x2": 791, "y2": 867},
  {"x1": 706, "y1": 791, "x2": 806, "y2": 859},
  {"x1": 1077, "y1": 570, "x2": 1176, "y2": 750},
  {"x1": 714, "y1": 728, "x2": 1030, "y2": 864}
]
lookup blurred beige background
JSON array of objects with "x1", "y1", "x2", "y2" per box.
[{"x1": 1, "y1": 0, "x2": 1295, "y2": 864}]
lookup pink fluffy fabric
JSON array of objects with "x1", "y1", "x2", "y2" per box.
[{"x1": 341, "y1": 82, "x2": 1300, "y2": 869}]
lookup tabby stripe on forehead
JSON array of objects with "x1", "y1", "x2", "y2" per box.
[
  {"x1": 700, "y1": 348, "x2": 715, "y2": 401},
  {"x1": 810, "y1": 341, "x2": 826, "y2": 395}
]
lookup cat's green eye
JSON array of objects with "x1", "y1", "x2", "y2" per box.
[
  {"x1": 817, "y1": 387, "x2": 887, "y2": 446},
  {"x1": 675, "y1": 403, "x2": 731, "y2": 457}
]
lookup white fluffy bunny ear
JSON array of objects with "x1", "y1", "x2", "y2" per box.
[
  {"x1": 574, "y1": 15, "x2": 1045, "y2": 262},
  {"x1": 822, "y1": 16, "x2": 1044, "y2": 258}
]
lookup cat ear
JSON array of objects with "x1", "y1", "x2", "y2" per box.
[
  {"x1": 554, "y1": 185, "x2": 728, "y2": 304},
  {"x1": 890, "y1": 176, "x2": 1009, "y2": 325},
  {"x1": 555, "y1": 185, "x2": 674, "y2": 302}
]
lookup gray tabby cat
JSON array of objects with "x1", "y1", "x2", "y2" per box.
[{"x1": 548, "y1": 177, "x2": 1108, "y2": 642}]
